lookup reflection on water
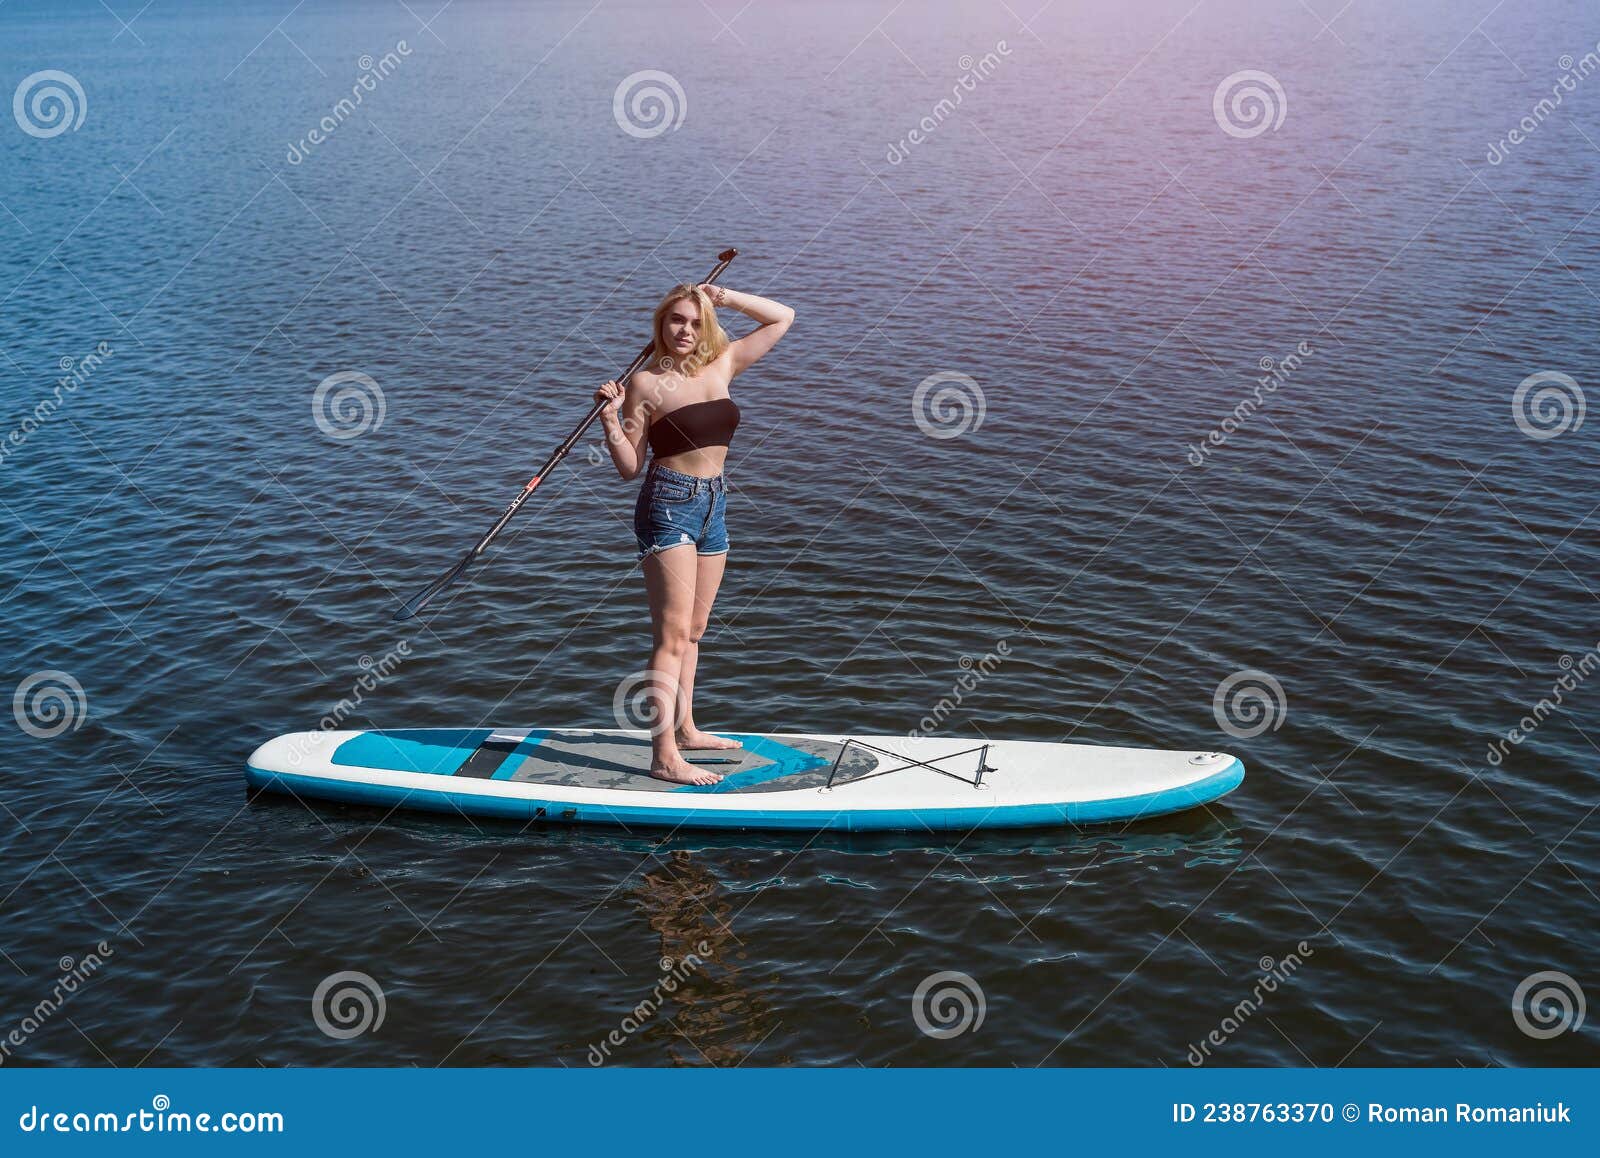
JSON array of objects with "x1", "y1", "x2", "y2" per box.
[{"x1": 630, "y1": 851, "x2": 781, "y2": 1067}]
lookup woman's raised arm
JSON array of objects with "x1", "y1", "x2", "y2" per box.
[{"x1": 701, "y1": 284, "x2": 795, "y2": 375}]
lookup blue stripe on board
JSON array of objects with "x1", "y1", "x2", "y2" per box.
[
  {"x1": 672, "y1": 733, "x2": 831, "y2": 794},
  {"x1": 490, "y1": 729, "x2": 551, "y2": 780},
  {"x1": 244, "y1": 758, "x2": 1244, "y2": 832},
  {"x1": 331, "y1": 729, "x2": 493, "y2": 775}
]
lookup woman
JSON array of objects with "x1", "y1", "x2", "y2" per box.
[{"x1": 594, "y1": 281, "x2": 794, "y2": 785}]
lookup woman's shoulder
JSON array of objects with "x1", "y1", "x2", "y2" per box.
[{"x1": 625, "y1": 366, "x2": 670, "y2": 403}]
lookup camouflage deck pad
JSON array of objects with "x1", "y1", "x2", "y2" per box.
[{"x1": 494, "y1": 732, "x2": 879, "y2": 794}]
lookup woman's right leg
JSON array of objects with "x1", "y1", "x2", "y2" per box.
[{"x1": 642, "y1": 544, "x2": 723, "y2": 785}]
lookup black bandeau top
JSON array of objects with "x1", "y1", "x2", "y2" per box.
[{"x1": 647, "y1": 397, "x2": 741, "y2": 458}]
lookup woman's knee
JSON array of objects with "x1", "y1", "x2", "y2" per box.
[{"x1": 653, "y1": 620, "x2": 694, "y2": 651}]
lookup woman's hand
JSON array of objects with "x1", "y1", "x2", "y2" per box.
[
  {"x1": 594, "y1": 379, "x2": 625, "y2": 418},
  {"x1": 697, "y1": 282, "x2": 728, "y2": 308}
]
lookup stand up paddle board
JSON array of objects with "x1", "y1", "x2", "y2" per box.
[{"x1": 244, "y1": 728, "x2": 1243, "y2": 832}]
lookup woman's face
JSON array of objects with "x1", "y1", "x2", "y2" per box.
[{"x1": 661, "y1": 296, "x2": 701, "y2": 356}]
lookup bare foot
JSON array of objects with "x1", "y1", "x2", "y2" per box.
[
  {"x1": 650, "y1": 759, "x2": 724, "y2": 787},
  {"x1": 676, "y1": 728, "x2": 743, "y2": 751}
]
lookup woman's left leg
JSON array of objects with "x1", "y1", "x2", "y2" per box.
[{"x1": 676, "y1": 551, "x2": 741, "y2": 750}]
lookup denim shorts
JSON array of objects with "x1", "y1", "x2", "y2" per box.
[{"x1": 633, "y1": 461, "x2": 729, "y2": 561}]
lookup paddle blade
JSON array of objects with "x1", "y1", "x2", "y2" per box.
[{"x1": 393, "y1": 552, "x2": 475, "y2": 621}]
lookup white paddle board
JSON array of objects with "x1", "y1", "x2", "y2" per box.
[{"x1": 244, "y1": 727, "x2": 1243, "y2": 832}]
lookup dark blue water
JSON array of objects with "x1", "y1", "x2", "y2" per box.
[{"x1": 1, "y1": 0, "x2": 1596, "y2": 1067}]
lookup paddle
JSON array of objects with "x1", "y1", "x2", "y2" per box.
[{"x1": 394, "y1": 248, "x2": 740, "y2": 621}]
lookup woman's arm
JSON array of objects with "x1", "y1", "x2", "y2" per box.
[
  {"x1": 701, "y1": 284, "x2": 795, "y2": 375},
  {"x1": 594, "y1": 374, "x2": 651, "y2": 480}
]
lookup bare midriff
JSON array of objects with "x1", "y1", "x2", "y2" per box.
[{"x1": 653, "y1": 443, "x2": 729, "y2": 477}]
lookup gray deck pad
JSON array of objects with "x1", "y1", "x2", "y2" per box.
[{"x1": 492, "y1": 732, "x2": 879, "y2": 794}]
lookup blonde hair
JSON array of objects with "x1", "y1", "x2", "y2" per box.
[{"x1": 649, "y1": 284, "x2": 729, "y2": 377}]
